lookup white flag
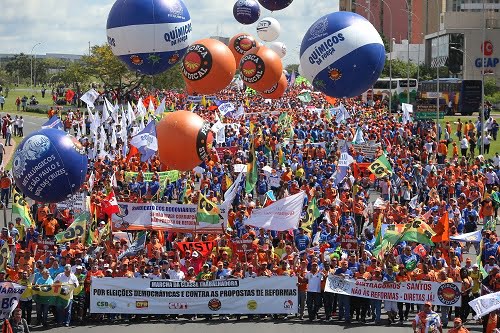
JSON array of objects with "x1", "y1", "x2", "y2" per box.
[
  {"x1": 216, "y1": 126, "x2": 225, "y2": 144},
  {"x1": 110, "y1": 172, "x2": 118, "y2": 188},
  {"x1": 408, "y1": 195, "x2": 419, "y2": 209},
  {"x1": 469, "y1": 291, "x2": 500, "y2": 319},
  {"x1": 101, "y1": 100, "x2": 110, "y2": 122},
  {"x1": 218, "y1": 102, "x2": 235, "y2": 116},
  {"x1": 136, "y1": 98, "x2": 147, "y2": 118},
  {"x1": 211, "y1": 121, "x2": 225, "y2": 133},
  {"x1": 155, "y1": 98, "x2": 166, "y2": 115},
  {"x1": 243, "y1": 192, "x2": 306, "y2": 231},
  {"x1": 402, "y1": 103, "x2": 413, "y2": 125},
  {"x1": 111, "y1": 127, "x2": 117, "y2": 149},
  {"x1": 148, "y1": 99, "x2": 155, "y2": 115},
  {"x1": 88, "y1": 171, "x2": 95, "y2": 192},
  {"x1": 127, "y1": 102, "x2": 136, "y2": 123},
  {"x1": 223, "y1": 172, "x2": 244, "y2": 202},
  {"x1": 80, "y1": 89, "x2": 99, "y2": 108}
]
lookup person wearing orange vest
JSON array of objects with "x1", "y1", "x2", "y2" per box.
[{"x1": 437, "y1": 140, "x2": 448, "y2": 164}]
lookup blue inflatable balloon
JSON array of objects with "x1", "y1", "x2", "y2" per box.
[
  {"x1": 258, "y1": 0, "x2": 293, "y2": 11},
  {"x1": 233, "y1": 0, "x2": 261, "y2": 25},
  {"x1": 12, "y1": 128, "x2": 88, "y2": 203},
  {"x1": 106, "y1": 0, "x2": 192, "y2": 75},
  {"x1": 299, "y1": 11, "x2": 385, "y2": 98}
]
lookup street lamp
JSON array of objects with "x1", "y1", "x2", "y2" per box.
[
  {"x1": 481, "y1": 0, "x2": 486, "y2": 155},
  {"x1": 30, "y1": 42, "x2": 42, "y2": 92},
  {"x1": 380, "y1": 0, "x2": 393, "y2": 112}
]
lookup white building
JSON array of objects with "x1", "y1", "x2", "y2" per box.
[{"x1": 387, "y1": 40, "x2": 426, "y2": 64}]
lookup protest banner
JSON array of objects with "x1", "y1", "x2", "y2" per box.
[
  {"x1": 36, "y1": 239, "x2": 56, "y2": 256},
  {"x1": 338, "y1": 236, "x2": 358, "y2": 251},
  {"x1": 176, "y1": 241, "x2": 215, "y2": 257},
  {"x1": 56, "y1": 192, "x2": 88, "y2": 215},
  {"x1": 0, "y1": 282, "x2": 25, "y2": 320},
  {"x1": 232, "y1": 239, "x2": 255, "y2": 257},
  {"x1": 111, "y1": 202, "x2": 223, "y2": 233},
  {"x1": 27, "y1": 284, "x2": 82, "y2": 307},
  {"x1": 469, "y1": 291, "x2": 500, "y2": 319},
  {"x1": 90, "y1": 277, "x2": 297, "y2": 315},
  {"x1": 215, "y1": 146, "x2": 239, "y2": 160},
  {"x1": 124, "y1": 170, "x2": 180, "y2": 184},
  {"x1": 325, "y1": 275, "x2": 462, "y2": 307}
]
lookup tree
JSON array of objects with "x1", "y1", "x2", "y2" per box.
[
  {"x1": 4, "y1": 53, "x2": 31, "y2": 83},
  {"x1": 55, "y1": 61, "x2": 91, "y2": 88},
  {"x1": 484, "y1": 77, "x2": 499, "y2": 96},
  {"x1": 81, "y1": 44, "x2": 145, "y2": 101},
  {"x1": 147, "y1": 63, "x2": 185, "y2": 90},
  {"x1": 381, "y1": 58, "x2": 418, "y2": 79},
  {"x1": 285, "y1": 64, "x2": 299, "y2": 74}
]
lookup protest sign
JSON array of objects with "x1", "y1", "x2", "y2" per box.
[
  {"x1": 176, "y1": 241, "x2": 215, "y2": 257},
  {"x1": 56, "y1": 192, "x2": 88, "y2": 215},
  {"x1": 124, "y1": 170, "x2": 180, "y2": 184},
  {"x1": 111, "y1": 202, "x2": 223, "y2": 233},
  {"x1": 91, "y1": 277, "x2": 298, "y2": 315},
  {"x1": 325, "y1": 275, "x2": 462, "y2": 307},
  {"x1": 0, "y1": 282, "x2": 25, "y2": 320}
]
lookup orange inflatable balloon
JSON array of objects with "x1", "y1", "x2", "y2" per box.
[
  {"x1": 157, "y1": 111, "x2": 213, "y2": 171},
  {"x1": 181, "y1": 38, "x2": 236, "y2": 95},
  {"x1": 260, "y1": 74, "x2": 287, "y2": 99},
  {"x1": 239, "y1": 45, "x2": 283, "y2": 92},
  {"x1": 228, "y1": 33, "x2": 258, "y2": 64}
]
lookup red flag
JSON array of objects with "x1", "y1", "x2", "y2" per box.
[
  {"x1": 431, "y1": 212, "x2": 450, "y2": 243},
  {"x1": 102, "y1": 191, "x2": 120, "y2": 216},
  {"x1": 176, "y1": 241, "x2": 215, "y2": 257},
  {"x1": 126, "y1": 145, "x2": 139, "y2": 162},
  {"x1": 413, "y1": 244, "x2": 427, "y2": 258},
  {"x1": 65, "y1": 89, "x2": 75, "y2": 102},
  {"x1": 351, "y1": 162, "x2": 361, "y2": 180}
]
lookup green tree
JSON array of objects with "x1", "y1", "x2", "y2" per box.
[
  {"x1": 148, "y1": 63, "x2": 185, "y2": 90},
  {"x1": 285, "y1": 64, "x2": 299, "y2": 74},
  {"x1": 4, "y1": 53, "x2": 31, "y2": 83},
  {"x1": 55, "y1": 61, "x2": 91, "y2": 88},
  {"x1": 484, "y1": 77, "x2": 499, "y2": 96},
  {"x1": 381, "y1": 58, "x2": 418, "y2": 79}
]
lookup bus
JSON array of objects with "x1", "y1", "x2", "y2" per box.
[
  {"x1": 417, "y1": 78, "x2": 482, "y2": 115},
  {"x1": 371, "y1": 78, "x2": 418, "y2": 110}
]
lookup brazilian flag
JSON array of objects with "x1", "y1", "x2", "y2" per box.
[{"x1": 197, "y1": 193, "x2": 220, "y2": 225}]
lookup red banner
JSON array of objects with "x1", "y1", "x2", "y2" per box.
[
  {"x1": 232, "y1": 239, "x2": 255, "y2": 257},
  {"x1": 176, "y1": 241, "x2": 215, "y2": 257},
  {"x1": 339, "y1": 236, "x2": 358, "y2": 251}
]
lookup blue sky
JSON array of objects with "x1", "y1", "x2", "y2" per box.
[{"x1": 0, "y1": 0, "x2": 341, "y2": 65}]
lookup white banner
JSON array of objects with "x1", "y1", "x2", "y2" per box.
[
  {"x1": 218, "y1": 102, "x2": 235, "y2": 116},
  {"x1": 469, "y1": 291, "x2": 500, "y2": 319},
  {"x1": 0, "y1": 282, "x2": 26, "y2": 320},
  {"x1": 112, "y1": 202, "x2": 223, "y2": 233},
  {"x1": 80, "y1": 89, "x2": 100, "y2": 108},
  {"x1": 243, "y1": 192, "x2": 306, "y2": 231},
  {"x1": 90, "y1": 277, "x2": 298, "y2": 315},
  {"x1": 56, "y1": 192, "x2": 88, "y2": 215},
  {"x1": 325, "y1": 275, "x2": 462, "y2": 307}
]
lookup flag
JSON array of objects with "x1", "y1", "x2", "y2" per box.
[
  {"x1": 450, "y1": 230, "x2": 482, "y2": 243},
  {"x1": 402, "y1": 103, "x2": 413, "y2": 124},
  {"x1": 245, "y1": 130, "x2": 258, "y2": 193},
  {"x1": 223, "y1": 171, "x2": 244, "y2": 203},
  {"x1": 0, "y1": 240, "x2": 10, "y2": 266},
  {"x1": 224, "y1": 174, "x2": 233, "y2": 190},
  {"x1": 352, "y1": 127, "x2": 365, "y2": 144},
  {"x1": 12, "y1": 188, "x2": 35, "y2": 228},
  {"x1": 368, "y1": 154, "x2": 393, "y2": 178},
  {"x1": 55, "y1": 213, "x2": 88, "y2": 243},
  {"x1": 98, "y1": 221, "x2": 111, "y2": 243},
  {"x1": 384, "y1": 219, "x2": 436, "y2": 246},
  {"x1": 431, "y1": 212, "x2": 450, "y2": 243},
  {"x1": 477, "y1": 239, "x2": 488, "y2": 279},
  {"x1": 408, "y1": 195, "x2": 419, "y2": 209},
  {"x1": 101, "y1": 190, "x2": 120, "y2": 216},
  {"x1": 118, "y1": 231, "x2": 147, "y2": 260},
  {"x1": 197, "y1": 193, "x2": 220, "y2": 225},
  {"x1": 29, "y1": 284, "x2": 82, "y2": 308},
  {"x1": 80, "y1": 88, "x2": 99, "y2": 108},
  {"x1": 243, "y1": 192, "x2": 306, "y2": 231},
  {"x1": 289, "y1": 70, "x2": 296, "y2": 87},
  {"x1": 335, "y1": 103, "x2": 350, "y2": 124},
  {"x1": 85, "y1": 213, "x2": 98, "y2": 246},
  {"x1": 302, "y1": 197, "x2": 320, "y2": 232},
  {"x1": 297, "y1": 90, "x2": 312, "y2": 103},
  {"x1": 136, "y1": 97, "x2": 147, "y2": 118},
  {"x1": 155, "y1": 98, "x2": 166, "y2": 115},
  {"x1": 263, "y1": 190, "x2": 277, "y2": 207},
  {"x1": 201, "y1": 95, "x2": 207, "y2": 107},
  {"x1": 277, "y1": 147, "x2": 285, "y2": 165},
  {"x1": 130, "y1": 120, "x2": 158, "y2": 162},
  {"x1": 41, "y1": 115, "x2": 63, "y2": 130}
]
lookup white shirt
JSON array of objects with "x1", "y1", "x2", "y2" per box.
[
  {"x1": 460, "y1": 138, "x2": 469, "y2": 149},
  {"x1": 305, "y1": 271, "x2": 322, "y2": 292},
  {"x1": 54, "y1": 271, "x2": 80, "y2": 299},
  {"x1": 167, "y1": 269, "x2": 185, "y2": 281}
]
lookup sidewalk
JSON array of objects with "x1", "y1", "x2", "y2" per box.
[{"x1": 1, "y1": 137, "x2": 17, "y2": 172}]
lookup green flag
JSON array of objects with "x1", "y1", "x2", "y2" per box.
[
  {"x1": 368, "y1": 154, "x2": 393, "y2": 178},
  {"x1": 302, "y1": 197, "x2": 320, "y2": 232},
  {"x1": 197, "y1": 193, "x2": 220, "y2": 224},
  {"x1": 55, "y1": 212, "x2": 88, "y2": 243},
  {"x1": 245, "y1": 133, "x2": 258, "y2": 194},
  {"x1": 12, "y1": 188, "x2": 35, "y2": 228},
  {"x1": 298, "y1": 91, "x2": 312, "y2": 103}
]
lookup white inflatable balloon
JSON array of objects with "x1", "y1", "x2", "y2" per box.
[
  {"x1": 268, "y1": 41, "x2": 287, "y2": 58},
  {"x1": 256, "y1": 17, "x2": 281, "y2": 42}
]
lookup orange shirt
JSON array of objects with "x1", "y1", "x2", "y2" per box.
[{"x1": 42, "y1": 218, "x2": 58, "y2": 236}]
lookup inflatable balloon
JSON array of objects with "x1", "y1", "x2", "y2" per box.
[
  {"x1": 229, "y1": 33, "x2": 259, "y2": 64},
  {"x1": 260, "y1": 74, "x2": 287, "y2": 99},
  {"x1": 256, "y1": 17, "x2": 281, "y2": 42},
  {"x1": 106, "y1": 0, "x2": 192, "y2": 75},
  {"x1": 233, "y1": 0, "x2": 260, "y2": 25},
  {"x1": 258, "y1": 0, "x2": 293, "y2": 11},
  {"x1": 239, "y1": 45, "x2": 283, "y2": 91},
  {"x1": 299, "y1": 11, "x2": 385, "y2": 98},
  {"x1": 181, "y1": 38, "x2": 236, "y2": 95},
  {"x1": 268, "y1": 41, "x2": 287, "y2": 58},
  {"x1": 157, "y1": 111, "x2": 213, "y2": 171},
  {"x1": 12, "y1": 128, "x2": 88, "y2": 203}
]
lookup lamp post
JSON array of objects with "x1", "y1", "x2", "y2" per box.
[
  {"x1": 436, "y1": 1, "x2": 440, "y2": 139},
  {"x1": 481, "y1": 0, "x2": 486, "y2": 155},
  {"x1": 403, "y1": 0, "x2": 413, "y2": 105},
  {"x1": 30, "y1": 42, "x2": 41, "y2": 92},
  {"x1": 380, "y1": 0, "x2": 393, "y2": 111}
]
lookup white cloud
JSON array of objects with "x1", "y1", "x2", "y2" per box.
[{"x1": 0, "y1": 0, "x2": 343, "y2": 65}]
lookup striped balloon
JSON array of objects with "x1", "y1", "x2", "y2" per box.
[
  {"x1": 299, "y1": 11, "x2": 385, "y2": 98},
  {"x1": 106, "y1": 0, "x2": 192, "y2": 75}
]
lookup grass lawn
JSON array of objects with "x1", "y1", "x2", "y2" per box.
[{"x1": 440, "y1": 112, "x2": 499, "y2": 160}]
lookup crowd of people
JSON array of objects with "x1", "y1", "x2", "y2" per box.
[{"x1": 0, "y1": 82, "x2": 499, "y2": 333}]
